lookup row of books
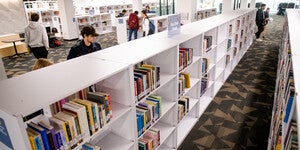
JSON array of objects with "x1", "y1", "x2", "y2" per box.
[
  {"x1": 201, "y1": 77, "x2": 208, "y2": 96},
  {"x1": 26, "y1": 91, "x2": 112, "y2": 150},
  {"x1": 203, "y1": 35, "x2": 213, "y2": 52},
  {"x1": 178, "y1": 72, "x2": 191, "y2": 97},
  {"x1": 138, "y1": 128, "x2": 160, "y2": 150},
  {"x1": 134, "y1": 62, "x2": 161, "y2": 101},
  {"x1": 229, "y1": 24, "x2": 233, "y2": 35},
  {"x1": 179, "y1": 47, "x2": 193, "y2": 71},
  {"x1": 136, "y1": 95, "x2": 162, "y2": 137},
  {"x1": 227, "y1": 39, "x2": 232, "y2": 50},
  {"x1": 202, "y1": 58, "x2": 209, "y2": 76},
  {"x1": 225, "y1": 55, "x2": 230, "y2": 66},
  {"x1": 178, "y1": 96, "x2": 190, "y2": 122}
]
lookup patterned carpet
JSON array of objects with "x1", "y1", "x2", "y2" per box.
[
  {"x1": 179, "y1": 15, "x2": 284, "y2": 150},
  {"x1": 2, "y1": 31, "x2": 118, "y2": 78},
  {"x1": 2, "y1": 14, "x2": 284, "y2": 150}
]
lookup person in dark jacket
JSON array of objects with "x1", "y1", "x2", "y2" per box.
[
  {"x1": 117, "y1": 9, "x2": 127, "y2": 17},
  {"x1": 255, "y1": 4, "x2": 266, "y2": 41},
  {"x1": 67, "y1": 25, "x2": 101, "y2": 60}
]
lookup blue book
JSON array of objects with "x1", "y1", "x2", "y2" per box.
[
  {"x1": 27, "y1": 122, "x2": 51, "y2": 150},
  {"x1": 284, "y1": 96, "x2": 294, "y2": 123}
]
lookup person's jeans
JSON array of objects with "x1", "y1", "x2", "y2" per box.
[{"x1": 128, "y1": 29, "x2": 138, "y2": 41}]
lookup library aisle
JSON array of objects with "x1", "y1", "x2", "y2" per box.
[
  {"x1": 1, "y1": 14, "x2": 284, "y2": 150},
  {"x1": 179, "y1": 15, "x2": 284, "y2": 149}
]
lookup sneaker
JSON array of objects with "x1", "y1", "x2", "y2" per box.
[{"x1": 256, "y1": 38, "x2": 263, "y2": 42}]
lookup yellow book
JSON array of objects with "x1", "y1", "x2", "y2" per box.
[
  {"x1": 72, "y1": 98, "x2": 96, "y2": 135},
  {"x1": 26, "y1": 128, "x2": 37, "y2": 150},
  {"x1": 181, "y1": 72, "x2": 191, "y2": 88}
]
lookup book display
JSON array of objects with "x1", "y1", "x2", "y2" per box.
[
  {"x1": 24, "y1": 1, "x2": 63, "y2": 37},
  {"x1": 268, "y1": 9, "x2": 300, "y2": 150},
  {"x1": 0, "y1": 9, "x2": 255, "y2": 150}
]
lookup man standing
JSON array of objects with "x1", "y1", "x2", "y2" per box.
[
  {"x1": 128, "y1": 11, "x2": 139, "y2": 41},
  {"x1": 25, "y1": 13, "x2": 49, "y2": 59},
  {"x1": 67, "y1": 25, "x2": 102, "y2": 60},
  {"x1": 255, "y1": 4, "x2": 266, "y2": 41}
]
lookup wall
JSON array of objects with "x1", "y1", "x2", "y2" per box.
[{"x1": 0, "y1": 0, "x2": 27, "y2": 36}]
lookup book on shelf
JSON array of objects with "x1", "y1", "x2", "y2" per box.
[
  {"x1": 139, "y1": 128, "x2": 160, "y2": 150},
  {"x1": 178, "y1": 104, "x2": 185, "y2": 122},
  {"x1": 136, "y1": 95, "x2": 162, "y2": 137},
  {"x1": 62, "y1": 102, "x2": 90, "y2": 141},
  {"x1": 179, "y1": 47, "x2": 193, "y2": 71},
  {"x1": 233, "y1": 47, "x2": 237, "y2": 57},
  {"x1": 178, "y1": 74, "x2": 185, "y2": 96},
  {"x1": 201, "y1": 77, "x2": 208, "y2": 95},
  {"x1": 236, "y1": 20, "x2": 240, "y2": 31},
  {"x1": 179, "y1": 96, "x2": 190, "y2": 114},
  {"x1": 227, "y1": 39, "x2": 232, "y2": 50},
  {"x1": 134, "y1": 62, "x2": 160, "y2": 101},
  {"x1": 226, "y1": 55, "x2": 230, "y2": 66},
  {"x1": 202, "y1": 58, "x2": 209, "y2": 76},
  {"x1": 27, "y1": 122, "x2": 51, "y2": 150},
  {"x1": 71, "y1": 99, "x2": 99, "y2": 135},
  {"x1": 180, "y1": 72, "x2": 191, "y2": 88},
  {"x1": 54, "y1": 112, "x2": 81, "y2": 148},
  {"x1": 26, "y1": 127, "x2": 45, "y2": 150},
  {"x1": 49, "y1": 117, "x2": 69, "y2": 147},
  {"x1": 87, "y1": 91, "x2": 112, "y2": 123},
  {"x1": 204, "y1": 36, "x2": 213, "y2": 52},
  {"x1": 229, "y1": 24, "x2": 232, "y2": 35},
  {"x1": 38, "y1": 121, "x2": 59, "y2": 150},
  {"x1": 234, "y1": 34, "x2": 238, "y2": 44}
]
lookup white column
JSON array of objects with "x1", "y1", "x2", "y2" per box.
[
  {"x1": 0, "y1": 58, "x2": 7, "y2": 80},
  {"x1": 240, "y1": 0, "x2": 248, "y2": 8},
  {"x1": 250, "y1": 0, "x2": 256, "y2": 9},
  {"x1": 222, "y1": 0, "x2": 234, "y2": 13},
  {"x1": 57, "y1": 0, "x2": 79, "y2": 40},
  {"x1": 132, "y1": 0, "x2": 143, "y2": 12},
  {"x1": 175, "y1": 0, "x2": 197, "y2": 24}
]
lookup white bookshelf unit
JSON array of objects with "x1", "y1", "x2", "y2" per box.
[
  {"x1": 196, "y1": 8, "x2": 217, "y2": 21},
  {"x1": 0, "y1": 9, "x2": 255, "y2": 150},
  {"x1": 24, "y1": 0, "x2": 63, "y2": 37},
  {"x1": 267, "y1": 9, "x2": 299, "y2": 150}
]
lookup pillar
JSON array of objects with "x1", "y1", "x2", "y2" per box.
[
  {"x1": 57, "y1": 0, "x2": 79, "y2": 40},
  {"x1": 250, "y1": 0, "x2": 256, "y2": 9},
  {"x1": 240, "y1": 0, "x2": 248, "y2": 9},
  {"x1": 175, "y1": 0, "x2": 197, "y2": 24},
  {"x1": 222, "y1": 0, "x2": 234, "y2": 13},
  {"x1": 132, "y1": 0, "x2": 143, "y2": 12}
]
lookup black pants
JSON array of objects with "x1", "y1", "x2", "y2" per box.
[
  {"x1": 255, "y1": 24, "x2": 264, "y2": 39},
  {"x1": 30, "y1": 46, "x2": 48, "y2": 59}
]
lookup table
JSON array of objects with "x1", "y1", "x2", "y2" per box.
[{"x1": 1, "y1": 38, "x2": 25, "y2": 58}]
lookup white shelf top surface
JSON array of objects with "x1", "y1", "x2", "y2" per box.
[
  {"x1": 87, "y1": 35, "x2": 179, "y2": 64},
  {"x1": 287, "y1": 9, "x2": 300, "y2": 56},
  {"x1": 0, "y1": 57, "x2": 129, "y2": 116}
]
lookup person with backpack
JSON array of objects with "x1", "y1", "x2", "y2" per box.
[
  {"x1": 141, "y1": 10, "x2": 155, "y2": 37},
  {"x1": 67, "y1": 25, "x2": 102, "y2": 60},
  {"x1": 128, "y1": 11, "x2": 139, "y2": 41}
]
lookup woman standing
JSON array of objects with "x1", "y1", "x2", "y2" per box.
[{"x1": 141, "y1": 10, "x2": 150, "y2": 37}]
